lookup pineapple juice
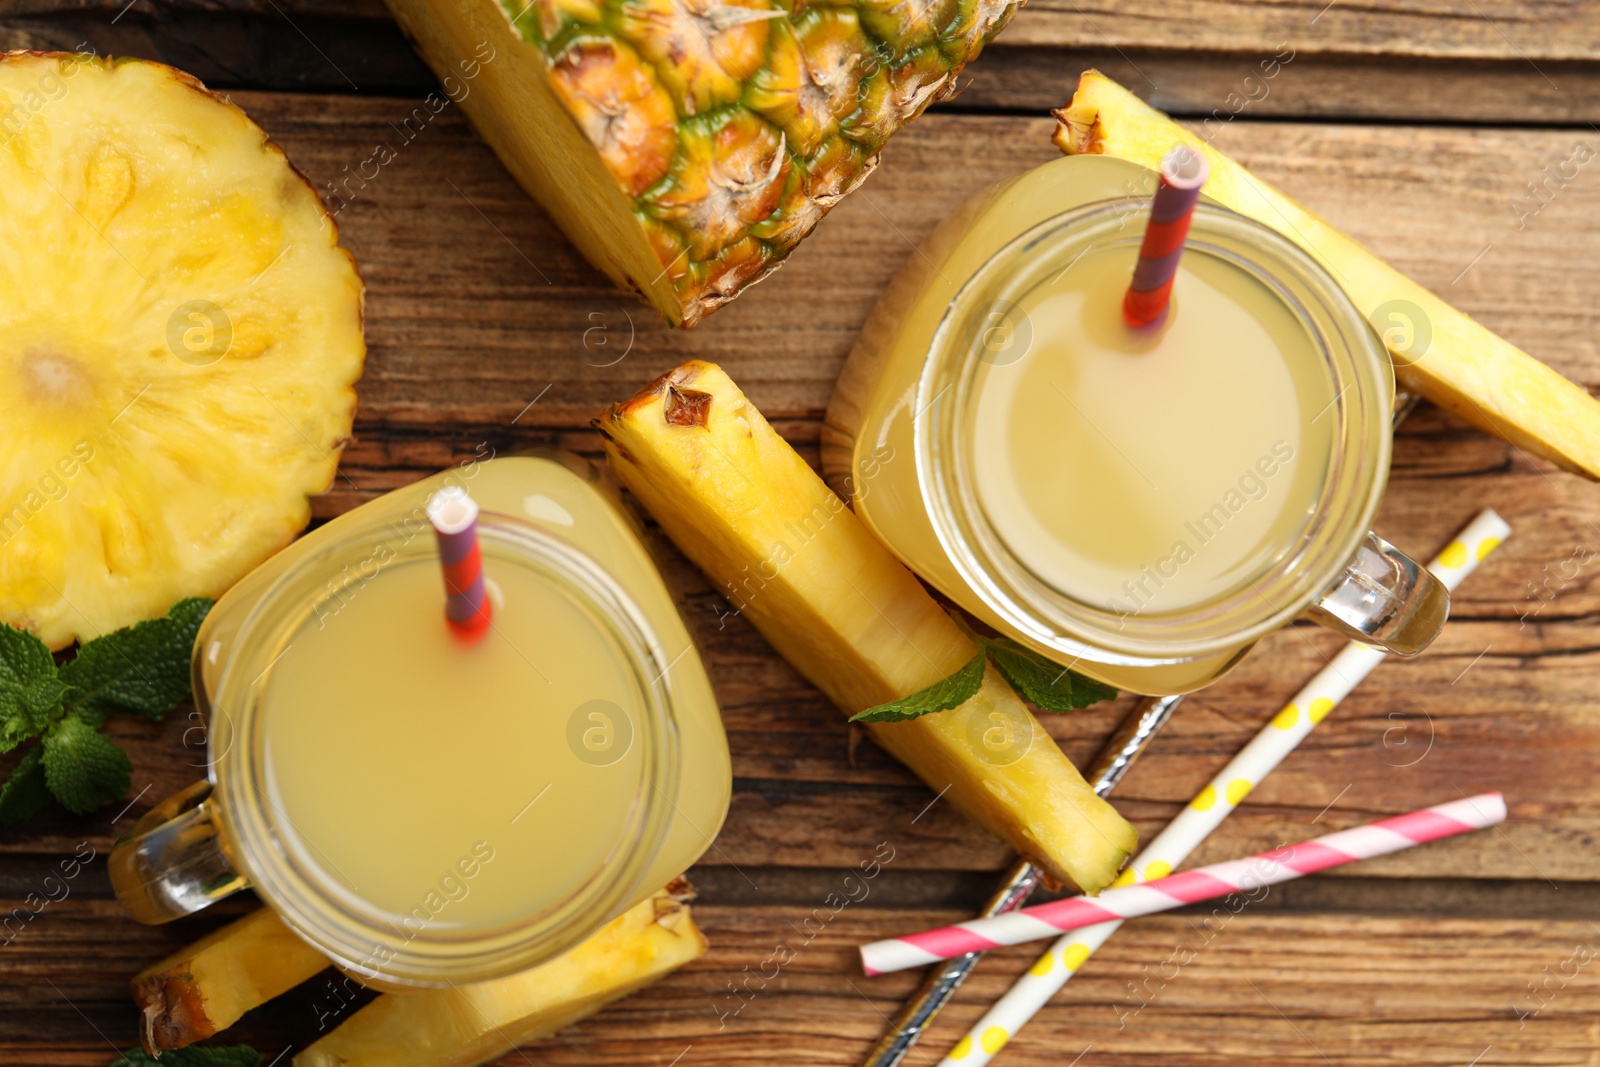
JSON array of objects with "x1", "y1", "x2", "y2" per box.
[
  {"x1": 969, "y1": 241, "x2": 1335, "y2": 617},
  {"x1": 828, "y1": 155, "x2": 1398, "y2": 694},
  {"x1": 112, "y1": 454, "x2": 730, "y2": 985},
  {"x1": 260, "y1": 552, "x2": 642, "y2": 930}
]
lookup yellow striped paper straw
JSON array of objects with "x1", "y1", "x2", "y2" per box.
[{"x1": 940, "y1": 508, "x2": 1511, "y2": 1066}]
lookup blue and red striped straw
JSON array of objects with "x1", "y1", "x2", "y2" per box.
[
  {"x1": 1123, "y1": 145, "x2": 1210, "y2": 329},
  {"x1": 427, "y1": 485, "x2": 492, "y2": 641}
]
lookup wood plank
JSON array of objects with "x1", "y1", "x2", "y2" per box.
[
  {"x1": 9, "y1": 900, "x2": 1600, "y2": 1064},
  {"x1": 960, "y1": 46, "x2": 1600, "y2": 125},
  {"x1": 9, "y1": 0, "x2": 1600, "y2": 61},
  {"x1": 8, "y1": 14, "x2": 1600, "y2": 122},
  {"x1": 0, "y1": 11, "x2": 432, "y2": 95},
  {"x1": 0, "y1": 0, "x2": 385, "y2": 18},
  {"x1": 1001, "y1": 0, "x2": 1600, "y2": 62}
]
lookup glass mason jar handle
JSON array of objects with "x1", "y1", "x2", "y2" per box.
[
  {"x1": 109, "y1": 780, "x2": 249, "y2": 924},
  {"x1": 1308, "y1": 530, "x2": 1449, "y2": 656}
]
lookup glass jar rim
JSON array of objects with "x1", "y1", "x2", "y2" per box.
[
  {"x1": 917, "y1": 196, "x2": 1392, "y2": 661},
  {"x1": 206, "y1": 509, "x2": 682, "y2": 986}
]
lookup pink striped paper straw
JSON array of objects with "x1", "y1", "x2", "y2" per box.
[
  {"x1": 1123, "y1": 144, "x2": 1209, "y2": 328},
  {"x1": 861, "y1": 792, "x2": 1505, "y2": 976},
  {"x1": 427, "y1": 485, "x2": 492, "y2": 641}
]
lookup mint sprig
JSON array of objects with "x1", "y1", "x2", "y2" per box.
[
  {"x1": 0, "y1": 598, "x2": 211, "y2": 826},
  {"x1": 849, "y1": 627, "x2": 1116, "y2": 724},
  {"x1": 111, "y1": 1044, "x2": 262, "y2": 1066},
  {"x1": 984, "y1": 637, "x2": 1118, "y2": 713},
  {"x1": 850, "y1": 651, "x2": 986, "y2": 723}
]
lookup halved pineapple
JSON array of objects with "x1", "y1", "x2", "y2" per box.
[
  {"x1": 132, "y1": 907, "x2": 330, "y2": 1051},
  {"x1": 382, "y1": 0, "x2": 1017, "y2": 325},
  {"x1": 1055, "y1": 71, "x2": 1600, "y2": 480},
  {"x1": 599, "y1": 361, "x2": 1136, "y2": 893},
  {"x1": 296, "y1": 881, "x2": 708, "y2": 1067},
  {"x1": 0, "y1": 53, "x2": 365, "y2": 648}
]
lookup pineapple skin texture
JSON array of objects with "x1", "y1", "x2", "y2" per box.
[
  {"x1": 388, "y1": 0, "x2": 1020, "y2": 326},
  {"x1": 0, "y1": 53, "x2": 364, "y2": 648},
  {"x1": 1056, "y1": 70, "x2": 1600, "y2": 481},
  {"x1": 598, "y1": 361, "x2": 1137, "y2": 893},
  {"x1": 132, "y1": 908, "x2": 330, "y2": 1052},
  {"x1": 295, "y1": 886, "x2": 707, "y2": 1067}
]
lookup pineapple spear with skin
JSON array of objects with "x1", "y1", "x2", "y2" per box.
[
  {"x1": 130, "y1": 884, "x2": 707, "y2": 1062},
  {"x1": 133, "y1": 908, "x2": 331, "y2": 1052},
  {"x1": 600, "y1": 361, "x2": 1137, "y2": 893},
  {"x1": 383, "y1": 0, "x2": 1017, "y2": 326},
  {"x1": 0, "y1": 53, "x2": 364, "y2": 649},
  {"x1": 297, "y1": 881, "x2": 708, "y2": 1067}
]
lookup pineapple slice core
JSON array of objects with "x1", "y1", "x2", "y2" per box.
[
  {"x1": 0, "y1": 54, "x2": 364, "y2": 648},
  {"x1": 19, "y1": 348, "x2": 98, "y2": 406}
]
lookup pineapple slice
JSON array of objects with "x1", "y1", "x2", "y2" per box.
[
  {"x1": 0, "y1": 53, "x2": 365, "y2": 648},
  {"x1": 1055, "y1": 71, "x2": 1600, "y2": 480},
  {"x1": 132, "y1": 907, "x2": 330, "y2": 1052},
  {"x1": 598, "y1": 361, "x2": 1136, "y2": 893},
  {"x1": 382, "y1": 0, "x2": 1017, "y2": 326},
  {"x1": 296, "y1": 881, "x2": 707, "y2": 1067}
]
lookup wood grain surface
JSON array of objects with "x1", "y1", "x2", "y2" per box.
[
  {"x1": 3, "y1": 2, "x2": 1600, "y2": 1064},
  {"x1": 6, "y1": 0, "x2": 1600, "y2": 120}
]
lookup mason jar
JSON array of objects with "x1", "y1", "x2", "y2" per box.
[
  {"x1": 110, "y1": 453, "x2": 730, "y2": 986},
  {"x1": 825, "y1": 155, "x2": 1446, "y2": 695}
]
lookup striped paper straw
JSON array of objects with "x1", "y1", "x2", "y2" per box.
[
  {"x1": 1123, "y1": 145, "x2": 1209, "y2": 328},
  {"x1": 862, "y1": 793, "x2": 1504, "y2": 975},
  {"x1": 427, "y1": 485, "x2": 492, "y2": 641},
  {"x1": 937, "y1": 507, "x2": 1511, "y2": 1064}
]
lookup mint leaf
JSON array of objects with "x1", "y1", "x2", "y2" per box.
[
  {"x1": 0, "y1": 624, "x2": 59, "y2": 753},
  {"x1": 41, "y1": 714, "x2": 131, "y2": 815},
  {"x1": 850, "y1": 651, "x2": 986, "y2": 723},
  {"x1": 984, "y1": 638, "x2": 1117, "y2": 713},
  {"x1": 61, "y1": 598, "x2": 211, "y2": 725},
  {"x1": 0, "y1": 746, "x2": 52, "y2": 826},
  {"x1": 111, "y1": 1045, "x2": 263, "y2": 1066},
  {"x1": 21, "y1": 675, "x2": 68, "y2": 717}
]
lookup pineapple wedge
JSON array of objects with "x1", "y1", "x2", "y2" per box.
[
  {"x1": 296, "y1": 882, "x2": 707, "y2": 1067},
  {"x1": 132, "y1": 907, "x2": 330, "y2": 1052},
  {"x1": 1054, "y1": 70, "x2": 1600, "y2": 480},
  {"x1": 598, "y1": 361, "x2": 1136, "y2": 892}
]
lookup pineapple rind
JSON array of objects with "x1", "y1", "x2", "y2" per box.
[
  {"x1": 0, "y1": 53, "x2": 364, "y2": 648},
  {"x1": 599, "y1": 361, "x2": 1137, "y2": 893},
  {"x1": 132, "y1": 907, "x2": 330, "y2": 1051},
  {"x1": 1055, "y1": 70, "x2": 1600, "y2": 480},
  {"x1": 295, "y1": 887, "x2": 707, "y2": 1067},
  {"x1": 490, "y1": 0, "x2": 1015, "y2": 324}
]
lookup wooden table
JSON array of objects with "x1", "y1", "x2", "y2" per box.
[{"x1": 5, "y1": 2, "x2": 1600, "y2": 1063}]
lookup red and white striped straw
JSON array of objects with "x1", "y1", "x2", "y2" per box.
[
  {"x1": 860, "y1": 792, "x2": 1505, "y2": 976},
  {"x1": 427, "y1": 485, "x2": 492, "y2": 641},
  {"x1": 1123, "y1": 144, "x2": 1209, "y2": 328}
]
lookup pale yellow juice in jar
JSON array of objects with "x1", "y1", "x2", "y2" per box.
[
  {"x1": 183, "y1": 454, "x2": 731, "y2": 980},
  {"x1": 970, "y1": 242, "x2": 1335, "y2": 618},
  {"x1": 828, "y1": 155, "x2": 1353, "y2": 693},
  {"x1": 261, "y1": 555, "x2": 643, "y2": 929}
]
